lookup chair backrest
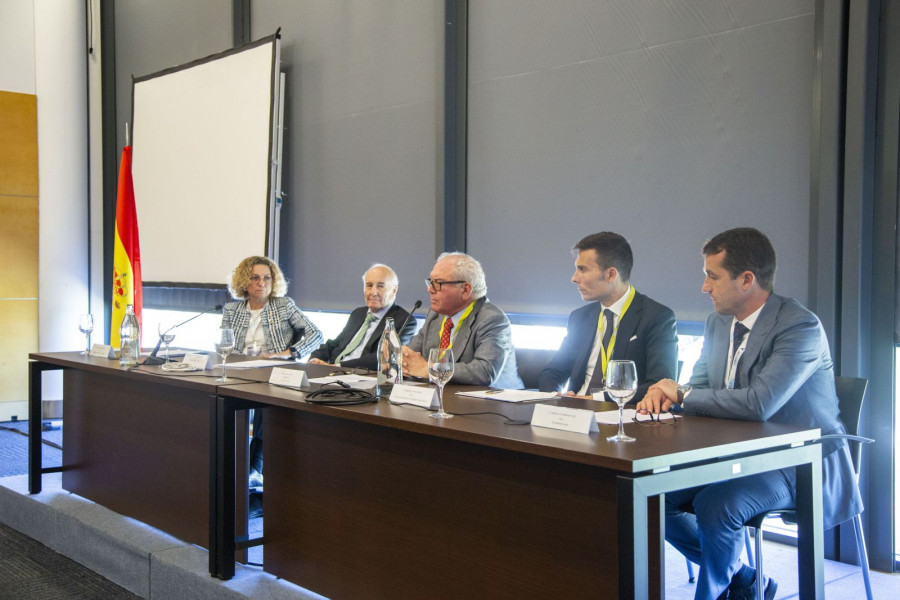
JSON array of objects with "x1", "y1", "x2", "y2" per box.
[
  {"x1": 515, "y1": 348, "x2": 557, "y2": 390},
  {"x1": 834, "y1": 376, "x2": 868, "y2": 472}
]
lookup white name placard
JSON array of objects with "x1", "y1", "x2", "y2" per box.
[
  {"x1": 269, "y1": 367, "x2": 308, "y2": 389},
  {"x1": 531, "y1": 404, "x2": 599, "y2": 434},
  {"x1": 182, "y1": 353, "x2": 214, "y2": 370},
  {"x1": 389, "y1": 383, "x2": 438, "y2": 408},
  {"x1": 90, "y1": 344, "x2": 115, "y2": 359}
]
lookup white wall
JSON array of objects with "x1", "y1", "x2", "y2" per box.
[
  {"x1": 0, "y1": 1, "x2": 88, "y2": 410},
  {"x1": 0, "y1": 1, "x2": 36, "y2": 94},
  {"x1": 35, "y1": 0, "x2": 90, "y2": 398},
  {"x1": 0, "y1": 0, "x2": 36, "y2": 420}
]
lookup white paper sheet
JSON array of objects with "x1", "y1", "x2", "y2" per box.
[
  {"x1": 225, "y1": 359, "x2": 293, "y2": 369},
  {"x1": 455, "y1": 389, "x2": 559, "y2": 403}
]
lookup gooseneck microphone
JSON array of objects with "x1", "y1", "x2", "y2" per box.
[
  {"x1": 397, "y1": 300, "x2": 422, "y2": 338},
  {"x1": 144, "y1": 304, "x2": 224, "y2": 365}
]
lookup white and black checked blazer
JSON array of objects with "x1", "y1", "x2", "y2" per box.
[{"x1": 221, "y1": 296, "x2": 323, "y2": 356}]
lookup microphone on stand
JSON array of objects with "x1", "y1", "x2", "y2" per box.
[
  {"x1": 143, "y1": 304, "x2": 224, "y2": 365},
  {"x1": 397, "y1": 300, "x2": 422, "y2": 340}
]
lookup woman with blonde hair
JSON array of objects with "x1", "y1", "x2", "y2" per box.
[
  {"x1": 221, "y1": 256, "x2": 322, "y2": 358},
  {"x1": 221, "y1": 256, "x2": 322, "y2": 499}
]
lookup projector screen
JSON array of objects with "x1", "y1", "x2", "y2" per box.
[{"x1": 131, "y1": 34, "x2": 281, "y2": 286}]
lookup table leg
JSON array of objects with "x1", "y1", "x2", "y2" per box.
[
  {"x1": 618, "y1": 474, "x2": 650, "y2": 600},
  {"x1": 210, "y1": 394, "x2": 236, "y2": 579},
  {"x1": 28, "y1": 361, "x2": 43, "y2": 494},
  {"x1": 796, "y1": 445, "x2": 825, "y2": 598},
  {"x1": 28, "y1": 361, "x2": 63, "y2": 494}
]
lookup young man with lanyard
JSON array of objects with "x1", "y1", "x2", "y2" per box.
[
  {"x1": 402, "y1": 252, "x2": 523, "y2": 389},
  {"x1": 539, "y1": 231, "x2": 678, "y2": 402}
]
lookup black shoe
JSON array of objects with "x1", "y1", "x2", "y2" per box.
[
  {"x1": 729, "y1": 575, "x2": 777, "y2": 600},
  {"x1": 249, "y1": 492, "x2": 263, "y2": 519}
]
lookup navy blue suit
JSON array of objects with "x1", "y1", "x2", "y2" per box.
[
  {"x1": 667, "y1": 293, "x2": 862, "y2": 599},
  {"x1": 538, "y1": 290, "x2": 678, "y2": 402}
]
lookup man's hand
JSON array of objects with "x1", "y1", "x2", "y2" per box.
[
  {"x1": 401, "y1": 345, "x2": 428, "y2": 378},
  {"x1": 637, "y1": 378, "x2": 679, "y2": 414},
  {"x1": 308, "y1": 358, "x2": 330, "y2": 365}
]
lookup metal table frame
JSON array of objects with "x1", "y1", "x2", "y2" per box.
[{"x1": 617, "y1": 443, "x2": 823, "y2": 599}]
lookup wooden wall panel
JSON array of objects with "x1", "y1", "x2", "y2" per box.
[
  {"x1": 0, "y1": 91, "x2": 38, "y2": 197},
  {"x1": 0, "y1": 90, "x2": 38, "y2": 414},
  {"x1": 0, "y1": 194, "x2": 38, "y2": 298},
  {"x1": 0, "y1": 300, "x2": 38, "y2": 403}
]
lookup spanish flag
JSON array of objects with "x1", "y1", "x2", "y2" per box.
[{"x1": 110, "y1": 145, "x2": 143, "y2": 345}]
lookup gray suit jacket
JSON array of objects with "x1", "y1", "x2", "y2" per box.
[
  {"x1": 686, "y1": 293, "x2": 863, "y2": 529},
  {"x1": 407, "y1": 297, "x2": 523, "y2": 389}
]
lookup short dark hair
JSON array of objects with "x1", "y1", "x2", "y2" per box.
[
  {"x1": 702, "y1": 227, "x2": 776, "y2": 292},
  {"x1": 574, "y1": 232, "x2": 633, "y2": 282}
]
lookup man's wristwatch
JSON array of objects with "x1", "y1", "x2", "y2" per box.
[
  {"x1": 290, "y1": 346, "x2": 301, "y2": 360},
  {"x1": 676, "y1": 384, "x2": 692, "y2": 404}
]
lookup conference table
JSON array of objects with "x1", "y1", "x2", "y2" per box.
[
  {"x1": 26, "y1": 351, "x2": 251, "y2": 569},
  {"x1": 28, "y1": 352, "x2": 825, "y2": 599}
]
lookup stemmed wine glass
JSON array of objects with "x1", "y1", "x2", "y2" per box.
[
  {"x1": 427, "y1": 348, "x2": 455, "y2": 419},
  {"x1": 158, "y1": 322, "x2": 177, "y2": 370},
  {"x1": 605, "y1": 359, "x2": 638, "y2": 442},
  {"x1": 78, "y1": 314, "x2": 94, "y2": 355},
  {"x1": 214, "y1": 328, "x2": 235, "y2": 383}
]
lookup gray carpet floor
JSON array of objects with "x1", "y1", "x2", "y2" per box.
[
  {"x1": 0, "y1": 520, "x2": 140, "y2": 599},
  {"x1": 0, "y1": 421, "x2": 61, "y2": 478}
]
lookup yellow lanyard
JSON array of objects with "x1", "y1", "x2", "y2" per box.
[
  {"x1": 597, "y1": 286, "x2": 636, "y2": 378},
  {"x1": 440, "y1": 302, "x2": 475, "y2": 350}
]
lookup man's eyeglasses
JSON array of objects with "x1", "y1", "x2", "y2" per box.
[
  {"x1": 425, "y1": 278, "x2": 465, "y2": 292},
  {"x1": 250, "y1": 275, "x2": 273, "y2": 283},
  {"x1": 632, "y1": 410, "x2": 679, "y2": 425}
]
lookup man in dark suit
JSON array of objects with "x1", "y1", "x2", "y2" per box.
[
  {"x1": 539, "y1": 232, "x2": 677, "y2": 402},
  {"x1": 309, "y1": 264, "x2": 417, "y2": 370},
  {"x1": 402, "y1": 252, "x2": 523, "y2": 389},
  {"x1": 638, "y1": 228, "x2": 863, "y2": 600}
]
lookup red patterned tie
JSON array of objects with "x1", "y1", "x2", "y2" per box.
[{"x1": 439, "y1": 318, "x2": 454, "y2": 349}]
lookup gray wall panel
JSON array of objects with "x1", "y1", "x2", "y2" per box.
[
  {"x1": 468, "y1": 0, "x2": 815, "y2": 321},
  {"x1": 115, "y1": 0, "x2": 233, "y2": 152},
  {"x1": 252, "y1": 0, "x2": 440, "y2": 311}
]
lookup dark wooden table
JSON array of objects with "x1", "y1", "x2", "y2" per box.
[
  {"x1": 28, "y1": 354, "x2": 825, "y2": 597},
  {"x1": 221, "y1": 377, "x2": 825, "y2": 600},
  {"x1": 27, "y1": 351, "x2": 252, "y2": 578}
]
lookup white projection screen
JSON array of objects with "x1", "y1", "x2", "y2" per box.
[{"x1": 131, "y1": 34, "x2": 281, "y2": 285}]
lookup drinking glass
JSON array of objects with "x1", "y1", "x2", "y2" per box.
[
  {"x1": 605, "y1": 359, "x2": 638, "y2": 442},
  {"x1": 158, "y1": 322, "x2": 177, "y2": 370},
  {"x1": 78, "y1": 314, "x2": 94, "y2": 355},
  {"x1": 214, "y1": 328, "x2": 235, "y2": 383},
  {"x1": 427, "y1": 348, "x2": 455, "y2": 419}
]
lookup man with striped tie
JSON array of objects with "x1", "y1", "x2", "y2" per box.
[{"x1": 402, "y1": 252, "x2": 523, "y2": 389}]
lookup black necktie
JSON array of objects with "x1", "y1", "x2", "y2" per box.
[
  {"x1": 588, "y1": 309, "x2": 616, "y2": 389},
  {"x1": 731, "y1": 322, "x2": 749, "y2": 388}
]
